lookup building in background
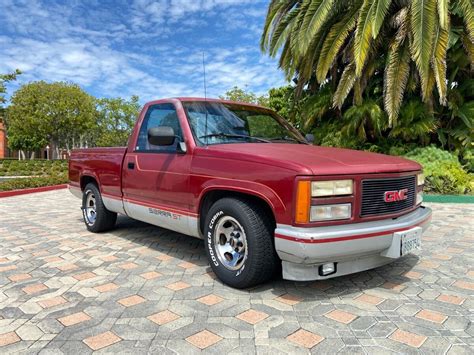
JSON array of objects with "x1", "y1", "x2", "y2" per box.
[{"x1": 0, "y1": 119, "x2": 7, "y2": 158}]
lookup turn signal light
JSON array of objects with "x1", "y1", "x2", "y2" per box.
[{"x1": 295, "y1": 181, "x2": 311, "y2": 223}]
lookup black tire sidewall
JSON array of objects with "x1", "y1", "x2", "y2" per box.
[{"x1": 204, "y1": 200, "x2": 263, "y2": 287}]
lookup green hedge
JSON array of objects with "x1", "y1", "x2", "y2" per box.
[
  {"x1": 404, "y1": 146, "x2": 473, "y2": 195},
  {"x1": 0, "y1": 174, "x2": 68, "y2": 191},
  {"x1": 0, "y1": 159, "x2": 68, "y2": 177},
  {"x1": 0, "y1": 160, "x2": 68, "y2": 191}
]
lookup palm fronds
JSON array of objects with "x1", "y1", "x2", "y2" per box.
[{"x1": 261, "y1": 0, "x2": 474, "y2": 125}]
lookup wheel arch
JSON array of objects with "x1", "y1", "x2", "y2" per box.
[
  {"x1": 198, "y1": 188, "x2": 277, "y2": 235},
  {"x1": 80, "y1": 174, "x2": 99, "y2": 191}
]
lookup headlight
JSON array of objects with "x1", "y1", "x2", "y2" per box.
[
  {"x1": 310, "y1": 203, "x2": 351, "y2": 222},
  {"x1": 417, "y1": 173, "x2": 424, "y2": 186},
  {"x1": 311, "y1": 180, "x2": 353, "y2": 197}
]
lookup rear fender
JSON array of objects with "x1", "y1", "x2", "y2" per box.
[{"x1": 80, "y1": 171, "x2": 100, "y2": 191}]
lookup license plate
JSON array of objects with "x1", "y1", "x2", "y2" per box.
[{"x1": 397, "y1": 227, "x2": 422, "y2": 256}]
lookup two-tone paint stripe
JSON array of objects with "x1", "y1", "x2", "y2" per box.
[{"x1": 275, "y1": 214, "x2": 432, "y2": 244}]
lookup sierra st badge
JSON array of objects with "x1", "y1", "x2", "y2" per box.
[{"x1": 384, "y1": 189, "x2": 408, "y2": 203}]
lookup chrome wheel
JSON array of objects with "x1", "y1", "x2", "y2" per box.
[
  {"x1": 84, "y1": 190, "x2": 97, "y2": 225},
  {"x1": 214, "y1": 216, "x2": 248, "y2": 270}
]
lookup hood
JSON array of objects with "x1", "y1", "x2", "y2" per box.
[{"x1": 199, "y1": 143, "x2": 421, "y2": 175}]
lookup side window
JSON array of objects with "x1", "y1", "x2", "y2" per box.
[{"x1": 136, "y1": 103, "x2": 182, "y2": 152}]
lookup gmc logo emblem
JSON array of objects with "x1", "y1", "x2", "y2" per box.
[{"x1": 384, "y1": 189, "x2": 408, "y2": 202}]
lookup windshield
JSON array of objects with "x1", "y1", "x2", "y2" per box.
[{"x1": 182, "y1": 101, "x2": 304, "y2": 145}]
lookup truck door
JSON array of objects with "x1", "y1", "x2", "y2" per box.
[{"x1": 121, "y1": 102, "x2": 196, "y2": 236}]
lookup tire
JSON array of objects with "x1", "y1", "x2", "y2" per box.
[
  {"x1": 82, "y1": 183, "x2": 117, "y2": 233},
  {"x1": 204, "y1": 197, "x2": 278, "y2": 289}
]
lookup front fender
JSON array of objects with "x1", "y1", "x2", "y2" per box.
[{"x1": 198, "y1": 178, "x2": 287, "y2": 218}]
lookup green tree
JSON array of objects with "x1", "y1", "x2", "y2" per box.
[
  {"x1": 267, "y1": 86, "x2": 300, "y2": 120},
  {"x1": 0, "y1": 69, "x2": 21, "y2": 106},
  {"x1": 7, "y1": 81, "x2": 96, "y2": 159},
  {"x1": 261, "y1": 0, "x2": 474, "y2": 125},
  {"x1": 93, "y1": 96, "x2": 141, "y2": 147},
  {"x1": 220, "y1": 86, "x2": 269, "y2": 106},
  {"x1": 342, "y1": 100, "x2": 386, "y2": 141},
  {"x1": 0, "y1": 69, "x2": 21, "y2": 122}
]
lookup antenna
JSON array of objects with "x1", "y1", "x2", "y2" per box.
[
  {"x1": 202, "y1": 52, "x2": 207, "y2": 99},
  {"x1": 202, "y1": 52, "x2": 208, "y2": 146}
]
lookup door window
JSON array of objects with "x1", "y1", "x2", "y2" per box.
[{"x1": 136, "y1": 103, "x2": 182, "y2": 152}]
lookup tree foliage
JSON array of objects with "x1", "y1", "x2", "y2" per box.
[
  {"x1": 0, "y1": 69, "x2": 21, "y2": 123},
  {"x1": 0, "y1": 69, "x2": 21, "y2": 106},
  {"x1": 93, "y1": 96, "x2": 141, "y2": 147},
  {"x1": 6, "y1": 81, "x2": 96, "y2": 158},
  {"x1": 261, "y1": 0, "x2": 474, "y2": 124},
  {"x1": 220, "y1": 86, "x2": 268, "y2": 106},
  {"x1": 260, "y1": 0, "x2": 473, "y2": 159}
]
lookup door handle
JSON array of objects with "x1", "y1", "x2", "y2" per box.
[{"x1": 127, "y1": 162, "x2": 135, "y2": 170}]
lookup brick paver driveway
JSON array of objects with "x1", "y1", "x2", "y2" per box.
[{"x1": 0, "y1": 190, "x2": 473, "y2": 354}]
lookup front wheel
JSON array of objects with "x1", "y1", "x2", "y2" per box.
[
  {"x1": 82, "y1": 183, "x2": 117, "y2": 233},
  {"x1": 204, "y1": 197, "x2": 278, "y2": 288}
]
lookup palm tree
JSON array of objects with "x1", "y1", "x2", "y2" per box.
[
  {"x1": 342, "y1": 100, "x2": 386, "y2": 141},
  {"x1": 261, "y1": 0, "x2": 474, "y2": 125}
]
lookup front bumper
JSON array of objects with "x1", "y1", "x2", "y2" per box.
[{"x1": 275, "y1": 206, "x2": 432, "y2": 281}]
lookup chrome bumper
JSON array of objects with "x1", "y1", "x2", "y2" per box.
[{"x1": 275, "y1": 206, "x2": 432, "y2": 281}]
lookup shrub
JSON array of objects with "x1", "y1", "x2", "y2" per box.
[
  {"x1": 311, "y1": 122, "x2": 361, "y2": 149},
  {"x1": 404, "y1": 146, "x2": 473, "y2": 194},
  {"x1": 0, "y1": 159, "x2": 68, "y2": 177},
  {"x1": 0, "y1": 174, "x2": 68, "y2": 192},
  {"x1": 461, "y1": 149, "x2": 474, "y2": 173},
  {"x1": 0, "y1": 159, "x2": 68, "y2": 191}
]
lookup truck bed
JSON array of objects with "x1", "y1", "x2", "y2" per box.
[{"x1": 69, "y1": 147, "x2": 127, "y2": 198}]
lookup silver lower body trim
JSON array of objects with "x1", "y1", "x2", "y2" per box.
[
  {"x1": 102, "y1": 196, "x2": 126, "y2": 215},
  {"x1": 68, "y1": 185, "x2": 82, "y2": 199},
  {"x1": 123, "y1": 200, "x2": 200, "y2": 238},
  {"x1": 68, "y1": 184, "x2": 200, "y2": 238}
]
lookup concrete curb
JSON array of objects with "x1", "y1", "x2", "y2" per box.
[{"x1": 0, "y1": 184, "x2": 68, "y2": 198}]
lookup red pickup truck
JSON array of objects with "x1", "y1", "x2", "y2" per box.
[{"x1": 69, "y1": 97, "x2": 432, "y2": 288}]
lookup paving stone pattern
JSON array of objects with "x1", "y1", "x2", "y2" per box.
[{"x1": 0, "y1": 190, "x2": 473, "y2": 354}]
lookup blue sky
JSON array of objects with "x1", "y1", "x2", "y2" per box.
[{"x1": 0, "y1": 0, "x2": 286, "y2": 102}]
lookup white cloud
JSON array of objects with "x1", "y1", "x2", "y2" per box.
[
  {"x1": 0, "y1": 35, "x2": 191, "y2": 100},
  {"x1": 130, "y1": 0, "x2": 256, "y2": 28},
  {"x1": 0, "y1": 0, "x2": 285, "y2": 103}
]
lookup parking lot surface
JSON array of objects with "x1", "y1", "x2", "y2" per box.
[{"x1": 0, "y1": 190, "x2": 473, "y2": 354}]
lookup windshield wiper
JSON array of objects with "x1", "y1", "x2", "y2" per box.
[{"x1": 199, "y1": 133, "x2": 270, "y2": 143}]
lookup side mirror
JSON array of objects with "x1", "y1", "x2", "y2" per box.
[
  {"x1": 148, "y1": 126, "x2": 175, "y2": 146},
  {"x1": 305, "y1": 133, "x2": 315, "y2": 144}
]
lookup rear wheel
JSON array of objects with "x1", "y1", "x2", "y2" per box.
[
  {"x1": 204, "y1": 197, "x2": 278, "y2": 288},
  {"x1": 82, "y1": 183, "x2": 117, "y2": 232}
]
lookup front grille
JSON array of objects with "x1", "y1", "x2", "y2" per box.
[{"x1": 361, "y1": 176, "x2": 416, "y2": 217}]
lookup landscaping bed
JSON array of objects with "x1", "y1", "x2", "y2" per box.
[
  {"x1": 403, "y1": 146, "x2": 473, "y2": 195},
  {"x1": 0, "y1": 159, "x2": 68, "y2": 192}
]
